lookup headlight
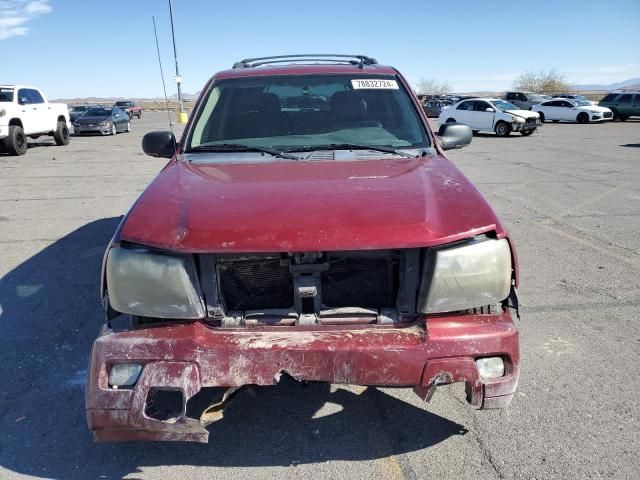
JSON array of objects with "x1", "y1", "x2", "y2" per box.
[
  {"x1": 419, "y1": 238, "x2": 512, "y2": 314},
  {"x1": 99, "y1": 121, "x2": 109, "y2": 127},
  {"x1": 511, "y1": 116, "x2": 525, "y2": 123},
  {"x1": 589, "y1": 110, "x2": 600, "y2": 114},
  {"x1": 105, "y1": 246, "x2": 205, "y2": 319}
]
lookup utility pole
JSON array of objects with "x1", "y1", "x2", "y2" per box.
[{"x1": 168, "y1": 0, "x2": 186, "y2": 123}]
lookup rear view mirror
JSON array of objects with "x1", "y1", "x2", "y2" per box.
[
  {"x1": 142, "y1": 131, "x2": 176, "y2": 158},
  {"x1": 437, "y1": 123, "x2": 472, "y2": 151}
]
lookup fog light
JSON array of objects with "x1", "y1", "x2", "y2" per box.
[
  {"x1": 475, "y1": 357, "x2": 505, "y2": 379},
  {"x1": 109, "y1": 363, "x2": 143, "y2": 388}
]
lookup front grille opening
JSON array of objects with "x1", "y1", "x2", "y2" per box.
[
  {"x1": 321, "y1": 256, "x2": 398, "y2": 309},
  {"x1": 219, "y1": 259, "x2": 293, "y2": 311}
]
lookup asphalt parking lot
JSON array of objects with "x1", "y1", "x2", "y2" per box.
[{"x1": 1, "y1": 113, "x2": 638, "y2": 479}]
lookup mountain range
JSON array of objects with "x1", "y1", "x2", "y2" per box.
[{"x1": 570, "y1": 78, "x2": 640, "y2": 91}]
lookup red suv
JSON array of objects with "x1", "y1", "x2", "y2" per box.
[{"x1": 86, "y1": 55, "x2": 520, "y2": 442}]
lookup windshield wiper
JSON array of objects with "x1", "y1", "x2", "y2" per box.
[
  {"x1": 187, "y1": 143, "x2": 299, "y2": 160},
  {"x1": 285, "y1": 143, "x2": 419, "y2": 158}
]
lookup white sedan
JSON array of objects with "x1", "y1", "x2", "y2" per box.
[
  {"x1": 532, "y1": 99, "x2": 613, "y2": 123},
  {"x1": 438, "y1": 98, "x2": 541, "y2": 137}
]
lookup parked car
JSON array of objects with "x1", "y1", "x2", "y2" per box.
[
  {"x1": 73, "y1": 106, "x2": 131, "y2": 135},
  {"x1": 114, "y1": 100, "x2": 142, "y2": 119},
  {"x1": 423, "y1": 100, "x2": 446, "y2": 117},
  {"x1": 86, "y1": 54, "x2": 520, "y2": 443},
  {"x1": 439, "y1": 97, "x2": 541, "y2": 136},
  {"x1": 597, "y1": 91, "x2": 640, "y2": 121},
  {"x1": 69, "y1": 105, "x2": 90, "y2": 122},
  {"x1": 0, "y1": 85, "x2": 70, "y2": 156},
  {"x1": 503, "y1": 91, "x2": 546, "y2": 110},
  {"x1": 550, "y1": 93, "x2": 596, "y2": 105},
  {"x1": 532, "y1": 99, "x2": 612, "y2": 123}
]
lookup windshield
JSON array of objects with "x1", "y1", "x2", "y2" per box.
[
  {"x1": 116, "y1": 102, "x2": 132, "y2": 107},
  {"x1": 574, "y1": 100, "x2": 591, "y2": 106},
  {"x1": 70, "y1": 106, "x2": 87, "y2": 112},
  {"x1": 492, "y1": 100, "x2": 519, "y2": 111},
  {"x1": 85, "y1": 107, "x2": 112, "y2": 116},
  {"x1": 0, "y1": 88, "x2": 14, "y2": 102},
  {"x1": 187, "y1": 74, "x2": 430, "y2": 155},
  {"x1": 528, "y1": 94, "x2": 545, "y2": 101}
]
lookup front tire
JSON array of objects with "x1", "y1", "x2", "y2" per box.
[
  {"x1": 521, "y1": 129, "x2": 535, "y2": 136},
  {"x1": 53, "y1": 120, "x2": 70, "y2": 145},
  {"x1": 125, "y1": 120, "x2": 131, "y2": 132},
  {"x1": 538, "y1": 112, "x2": 545, "y2": 123},
  {"x1": 619, "y1": 115, "x2": 628, "y2": 122},
  {"x1": 137, "y1": 111, "x2": 142, "y2": 119},
  {"x1": 495, "y1": 121, "x2": 511, "y2": 137},
  {"x1": 111, "y1": 123, "x2": 117, "y2": 135},
  {"x1": 577, "y1": 112, "x2": 589, "y2": 124},
  {"x1": 4, "y1": 125, "x2": 28, "y2": 155}
]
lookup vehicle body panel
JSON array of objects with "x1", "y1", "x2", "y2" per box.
[{"x1": 119, "y1": 154, "x2": 505, "y2": 253}]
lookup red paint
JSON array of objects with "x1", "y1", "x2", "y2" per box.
[
  {"x1": 119, "y1": 156, "x2": 506, "y2": 252},
  {"x1": 87, "y1": 312, "x2": 519, "y2": 442}
]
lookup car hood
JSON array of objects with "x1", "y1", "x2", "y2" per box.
[
  {"x1": 505, "y1": 109, "x2": 539, "y2": 118},
  {"x1": 588, "y1": 105, "x2": 611, "y2": 113},
  {"x1": 76, "y1": 115, "x2": 110, "y2": 123},
  {"x1": 118, "y1": 155, "x2": 506, "y2": 252}
]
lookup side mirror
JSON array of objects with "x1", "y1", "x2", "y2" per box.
[
  {"x1": 485, "y1": 107, "x2": 495, "y2": 112},
  {"x1": 142, "y1": 131, "x2": 176, "y2": 158},
  {"x1": 437, "y1": 123, "x2": 472, "y2": 151},
  {"x1": 19, "y1": 97, "x2": 28, "y2": 105}
]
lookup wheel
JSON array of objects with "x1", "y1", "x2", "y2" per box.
[
  {"x1": 495, "y1": 121, "x2": 511, "y2": 137},
  {"x1": 472, "y1": 130, "x2": 479, "y2": 135},
  {"x1": 125, "y1": 120, "x2": 131, "y2": 132},
  {"x1": 538, "y1": 112, "x2": 545, "y2": 123},
  {"x1": 111, "y1": 123, "x2": 117, "y2": 135},
  {"x1": 521, "y1": 129, "x2": 535, "y2": 136},
  {"x1": 446, "y1": 118, "x2": 456, "y2": 123},
  {"x1": 619, "y1": 115, "x2": 628, "y2": 122},
  {"x1": 552, "y1": 120, "x2": 559, "y2": 123},
  {"x1": 611, "y1": 109, "x2": 619, "y2": 120},
  {"x1": 577, "y1": 112, "x2": 589, "y2": 124},
  {"x1": 4, "y1": 125, "x2": 27, "y2": 155},
  {"x1": 137, "y1": 111, "x2": 142, "y2": 119},
  {"x1": 53, "y1": 120, "x2": 70, "y2": 145}
]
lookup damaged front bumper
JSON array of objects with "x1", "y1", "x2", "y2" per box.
[{"x1": 86, "y1": 311, "x2": 519, "y2": 442}]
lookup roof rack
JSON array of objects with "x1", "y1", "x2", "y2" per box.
[{"x1": 232, "y1": 54, "x2": 378, "y2": 69}]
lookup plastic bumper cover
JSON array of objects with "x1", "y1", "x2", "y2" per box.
[{"x1": 86, "y1": 311, "x2": 519, "y2": 442}]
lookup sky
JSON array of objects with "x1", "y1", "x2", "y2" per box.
[{"x1": 1, "y1": 0, "x2": 639, "y2": 99}]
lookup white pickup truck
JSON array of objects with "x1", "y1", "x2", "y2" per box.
[{"x1": 0, "y1": 85, "x2": 70, "y2": 156}]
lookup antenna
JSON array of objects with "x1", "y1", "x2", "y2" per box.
[{"x1": 152, "y1": 16, "x2": 177, "y2": 151}]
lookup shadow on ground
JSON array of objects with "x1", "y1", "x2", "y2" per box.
[{"x1": 0, "y1": 218, "x2": 467, "y2": 479}]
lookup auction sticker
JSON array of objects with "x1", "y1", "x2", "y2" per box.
[{"x1": 351, "y1": 79, "x2": 398, "y2": 90}]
